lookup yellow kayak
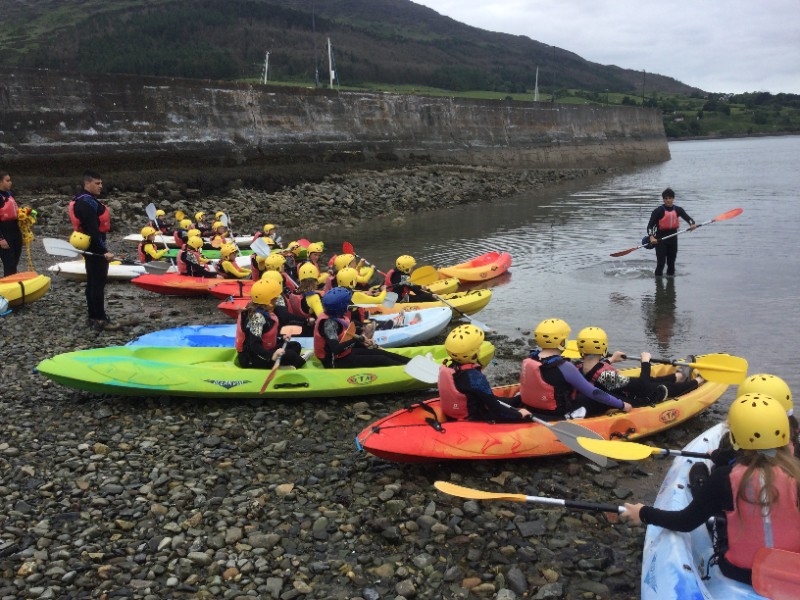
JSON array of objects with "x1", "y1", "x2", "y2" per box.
[
  {"x1": 0, "y1": 271, "x2": 51, "y2": 307},
  {"x1": 360, "y1": 289, "x2": 492, "y2": 316}
]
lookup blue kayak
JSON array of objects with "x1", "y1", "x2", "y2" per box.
[{"x1": 127, "y1": 306, "x2": 452, "y2": 349}]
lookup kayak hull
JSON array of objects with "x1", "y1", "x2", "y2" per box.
[
  {"x1": 438, "y1": 251, "x2": 511, "y2": 282},
  {"x1": 357, "y1": 363, "x2": 726, "y2": 462},
  {"x1": 127, "y1": 307, "x2": 453, "y2": 349},
  {"x1": 36, "y1": 343, "x2": 494, "y2": 399},
  {"x1": 123, "y1": 234, "x2": 253, "y2": 248},
  {"x1": 0, "y1": 271, "x2": 51, "y2": 307}
]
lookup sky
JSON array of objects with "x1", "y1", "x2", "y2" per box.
[{"x1": 412, "y1": 0, "x2": 800, "y2": 95}]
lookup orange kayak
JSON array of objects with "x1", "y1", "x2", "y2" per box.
[
  {"x1": 357, "y1": 363, "x2": 726, "y2": 463},
  {"x1": 438, "y1": 251, "x2": 511, "y2": 282}
]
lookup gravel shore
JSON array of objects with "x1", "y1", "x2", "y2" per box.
[{"x1": 1, "y1": 165, "x2": 721, "y2": 600}]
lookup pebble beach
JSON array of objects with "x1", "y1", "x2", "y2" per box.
[{"x1": 0, "y1": 164, "x2": 719, "y2": 600}]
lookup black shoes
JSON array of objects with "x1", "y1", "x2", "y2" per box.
[{"x1": 88, "y1": 318, "x2": 122, "y2": 332}]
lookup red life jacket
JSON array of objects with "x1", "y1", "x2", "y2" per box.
[
  {"x1": 282, "y1": 272, "x2": 298, "y2": 292},
  {"x1": 384, "y1": 268, "x2": 411, "y2": 298},
  {"x1": 313, "y1": 314, "x2": 353, "y2": 361},
  {"x1": 0, "y1": 194, "x2": 18, "y2": 221},
  {"x1": 286, "y1": 291, "x2": 317, "y2": 319},
  {"x1": 137, "y1": 241, "x2": 157, "y2": 263},
  {"x1": 438, "y1": 364, "x2": 479, "y2": 420},
  {"x1": 68, "y1": 194, "x2": 111, "y2": 232},
  {"x1": 584, "y1": 360, "x2": 616, "y2": 385},
  {"x1": 235, "y1": 309, "x2": 279, "y2": 353},
  {"x1": 657, "y1": 208, "x2": 679, "y2": 231},
  {"x1": 724, "y1": 464, "x2": 800, "y2": 571},
  {"x1": 519, "y1": 356, "x2": 574, "y2": 413}
]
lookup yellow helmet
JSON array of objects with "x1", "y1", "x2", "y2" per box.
[
  {"x1": 262, "y1": 237, "x2": 275, "y2": 247},
  {"x1": 175, "y1": 210, "x2": 186, "y2": 221},
  {"x1": 333, "y1": 253, "x2": 355, "y2": 272},
  {"x1": 69, "y1": 231, "x2": 91, "y2": 251},
  {"x1": 298, "y1": 262, "x2": 320, "y2": 281},
  {"x1": 215, "y1": 211, "x2": 225, "y2": 220},
  {"x1": 195, "y1": 211, "x2": 205, "y2": 222},
  {"x1": 728, "y1": 393, "x2": 790, "y2": 451},
  {"x1": 212, "y1": 221, "x2": 226, "y2": 233},
  {"x1": 534, "y1": 318, "x2": 571, "y2": 350},
  {"x1": 251, "y1": 279, "x2": 283, "y2": 306},
  {"x1": 220, "y1": 243, "x2": 238, "y2": 259},
  {"x1": 179, "y1": 218, "x2": 192, "y2": 230},
  {"x1": 576, "y1": 327, "x2": 608, "y2": 357},
  {"x1": 737, "y1": 374, "x2": 793, "y2": 415},
  {"x1": 186, "y1": 228, "x2": 201, "y2": 239},
  {"x1": 263, "y1": 223, "x2": 276, "y2": 234},
  {"x1": 260, "y1": 270, "x2": 284, "y2": 286},
  {"x1": 445, "y1": 324, "x2": 485, "y2": 364},
  {"x1": 187, "y1": 236, "x2": 204, "y2": 250},
  {"x1": 155, "y1": 209, "x2": 165, "y2": 217},
  {"x1": 140, "y1": 226, "x2": 157, "y2": 239},
  {"x1": 396, "y1": 255, "x2": 416, "y2": 274},
  {"x1": 336, "y1": 267, "x2": 359, "y2": 289},
  {"x1": 264, "y1": 253, "x2": 286, "y2": 271},
  {"x1": 307, "y1": 242, "x2": 324, "y2": 255}
]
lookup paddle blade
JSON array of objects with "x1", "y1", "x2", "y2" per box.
[
  {"x1": 251, "y1": 238, "x2": 271, "y2": 257},
  {"x1": 683, "y1": 353, "x2": 748, "y2": 384},
  {"x1": 532, "y1": 420, "x2": 608, "y2": 467},
  {"x1": 409, "y1": 265, "x2": 439, "y2": 285},
  {"x1": 576, "y1": 437, "x2": 657, "y2": 461},
  {"x1": 383, "y1": 292, "x2": 398, "y2": 308},
  {"x1": 43, "y1": 237, "x2": 82, "y2": 258},
  {"x1": 609, "y1": 245, "x2": 640, "y2": 258},
  {"x1": 752, "y1": 548, "x2": 800, "y2": 600},
  {"x1": 145, "y1": 203, "x2": 158, "y2": 222},
  {"x1": 342, "y1": 241, "x2": 355, "y2": 255},
  {"x1": 711, "y1": 207, "x2": 743, "y2": 222},
  {"x1": 143, "y1": 261, "x2": 171, "y2": 274},
  {"x1": 404, "y1": 355, "x2": 440, "y2": 384},
  {"x1": 434, "y1": 481, "x2": 527, "y2": 502}
]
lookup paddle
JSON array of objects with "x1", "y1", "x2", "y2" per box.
[
  {"x1": 621, "y1": 352, "x2": 748, "y2": 385},
  {"x1": 752, "y1": 548, "x2": 800, "y2": 600},
  {"x1": 409, "y1": 265, "x2": 440, "y2": 285},
  {"x1": 145, "y1": 203, "x2": 177, "y2": 265},
  {"x1": 574, "y1": 437, "x2": 710, "y2": 461},
  {"x1": 250, "y1": 238, "x2": 299, "y2": 290},
  {"x1": 610, "y1": 208, "x2": 743, "y2": 258},
  {"x1": 342, "y1": 241, "x2": 387, "y2": 277},
  {"x1": 403, "y1": 354, "x2": 609, "y2": 466},
  {"x1": 42, "y1": 237, "x2": 171, "y2": 273},
  {"x1": 259, "y1": 325, "x2": 303, "y2": 393},
  {"x1": 434, "y1": 481, "x2": 624, "y2": 514},
  {"x1": 429, "y1": 290, "x2": 492, "y2": 332}
]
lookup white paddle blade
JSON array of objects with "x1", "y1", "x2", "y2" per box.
[
  {"x1": 251, "y1": 238, "x2": 272, "y2": 257},
  {"x1": 145, "y1": 203, "x2": 158, "y2": 222},
  {"x1": 404, "y1": 355, "x2": 440, "y2": 384},
  {"x1": 383, "y1": 292, "x2": 398, "y2": 308},
  {"x1": 143, "y1": 261, "x2": 172, "y2": 274},
  {"x1": 43, "y1": 237, "x2": 82, "y2": 258}
]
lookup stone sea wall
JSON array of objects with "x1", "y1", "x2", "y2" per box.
[{"x1": 0, "y1": 69, "x2": 669, "y2": 187}]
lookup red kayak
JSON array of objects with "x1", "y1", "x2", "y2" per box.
[
  {"x1": 438, "y1": 251, "x2": 511, "y2": 282},
  {"x1": 217, "y1": 296, "x2": 250, "y2": 317},
  {"x1": 208, "y1": 279, "x2": 254, "y2": 300},
  {"x1": 132, "y1": 273, "x2": 222, "y2": 297}
]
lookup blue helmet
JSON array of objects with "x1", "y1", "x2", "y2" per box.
[{"x1": 322, "y1": 286, "x2": 353, "y2": 317}]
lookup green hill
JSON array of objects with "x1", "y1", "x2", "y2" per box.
[{"x1": 0, "y1": 0, "x2": 699, "y2": 96}]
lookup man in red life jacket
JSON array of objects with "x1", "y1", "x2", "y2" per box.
[
  {"x1": 69, "y1": 170, "x2": 120, "y2": 331},
  {"x1": 0, "y1": 171, "x2": 23, "y2": 276},
  {"x1": 647, "y1": 187, "x2": 696, "y2": 277}
]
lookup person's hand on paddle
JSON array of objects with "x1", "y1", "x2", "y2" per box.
[
  {"x1": 648, "y1": 235, "x2": 658, "y2": 245},
  {"x1": 271, "y1": 347, "x2": 286, "y2": 362},
  {"x1": 689, "y1": 222, "x2": 697, "y2": 231},
  {"x1": 103, "y1": 251, "x2": 114, "y2": 261},
  {"x1": 607, "y1": 350, "x2": 626, "y2": 364},
  {"x1": 640, "y1": 351, "x2": 651, "y2": 363},
  {"x1": 620, "y1": 503, "x2": 644, "y2": 525}
]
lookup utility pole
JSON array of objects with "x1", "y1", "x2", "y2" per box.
[
  {"x1": 312, "y1": 0, "x2": 319, "y2": 87},
  {"x1": 263, "y1": 51, "x2": 269, "y2": 84},
  {"x1": 551, "y1": 45, "x2": 556, "y2": 104},
  {"x1": 642, "y1": 70, "x2": 646, "y2": 104},
  {"x1": 327, "y1": 37, "x2": 335, "y2": 89}
]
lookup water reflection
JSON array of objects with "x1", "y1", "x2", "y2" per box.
[{"x1": 642, "y1": 277, "x2": 681, "y2": 355}]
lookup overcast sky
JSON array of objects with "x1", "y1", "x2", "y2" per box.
[{"x1": 413, "y1": 0, "x2": 800, "y2": 94}]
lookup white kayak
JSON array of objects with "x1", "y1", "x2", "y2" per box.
[
  {"x1": 127, "y1": 306, "x2": 453, "y2": 349},
  {"x1": 123, "y1": 234, "x2": 253, "y2": 248},
  {"x1": 48, "y1": 255, "x2": 252, "y2": 281},
  {"x1": 641, "y1": 422, "x2": 766, "y2": 599}
]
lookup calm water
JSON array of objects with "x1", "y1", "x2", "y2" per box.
[{"x1": 320, "y1": 136, "x2": 800, "y2": 407}]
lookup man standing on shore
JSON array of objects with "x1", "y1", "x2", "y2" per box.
[
  {"x1": 69, "y1": 170, "x2": 120, "y2": 331},
  {"x1": 0, "y1": 171, "x2": 23, "y2": 276},
  {"x1": 647, "y1": 187, "x2": 696, "y2": 277}
]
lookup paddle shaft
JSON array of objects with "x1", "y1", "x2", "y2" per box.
[
  {"x1": 342, "y1": 242, "x2": 387, "y2": 276},
  {"x1": 434, "y1": 482, "x2": 622, "y2": 513},
  {"x1": 618, "y1": 352, "x2": 748, "y2": 384},
  {"x1": 610, "y1": 208, "x2": 743, "y2": 257}
]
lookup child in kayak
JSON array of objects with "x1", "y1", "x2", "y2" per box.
[
  {"x1": 178, "y1": 235, "x2": 216, "y2": 278},
  {"x1": 574, "y1": 326, "x2": 703, "y2": 406},
  {"x1": 137, "y1": 226, "x2": 168, "y2": 263},
  {"x1": 237, "y1": 278, "x2": 305, "y2": 370},
  {"x1": 218, "y1": 244, "x2": 251, "y2": 280},
  {"x1": 621, "y1": 393, "x2": 800, "y2": 586},
  {"x1": 438, "y1": 324, "x2": 532, "y2": 423},
  {"x1": 519, "y1": 318, "x2": 631, "y2": 419}
]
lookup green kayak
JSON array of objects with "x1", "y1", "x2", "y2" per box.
[
  {"x1": 36, "y1": 343, "x2": 494, "y2": 399},
  {"x1": 164, "y1": 248, "x2": 254, "y2": 260}
]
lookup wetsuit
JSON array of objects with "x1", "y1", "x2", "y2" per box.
[
  {"x1": 581, "y1": 359, "x2": 698, "y2": 406},
  {"x1": 0, "y1": 191, "x2": 22, "y2": 276},
  {"x1": 314, "y1": 316, "x2": 409, "y2": 369},
  {"x1": 237, "y1": 307, "x2": 304, "y2": 369},
  {"x1": 647, "y1": 204, "x2": 695, "y2": 276},
  {"x1": 72, "y1": 192, "x2": 111, "y2": 321},
  {"x1": 450, "y1": 364, "x2": 529, "y2": 422}
]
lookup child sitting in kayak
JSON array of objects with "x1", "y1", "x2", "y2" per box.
[
  {"x1": 178, "y1": 235, "x2": 216, "y2": 278},
  {"x1": 137, "y1": 226, "x2": 168, "y2": 263},
  {"x1": 621, "y1": 393, "x2": 800, "y2": 586},
  {"x1": 313, "y1": 287, "x2": 409, "y2": 369},
  {"x1": 519, "y1": 318, "x2": 631, "y2": 419},
  {"x1": 384, "y1": 254, "x2": 436, "y2": 302},
  {"x1": 237, "y1": 278, "x2": 305, "y2": 370},
  {"x1": 284, "y1": 263, "x2": 323, "y2": 336},
  {"x1": 209, "y1": 221, "x2": 229, "y2": 248},
  {"x1": 439, "y1": 324, "x2": 532, "y2": 423},
  {"x1": 574, "y1": 326, "x2": 703, "y2": 406},
  {"x1": 218, "y1": 244, "x2": 251, "y2": 280}
]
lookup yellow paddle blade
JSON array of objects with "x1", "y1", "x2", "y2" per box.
[
  {"x1": 686, "y1": 353, "x2": 748, "y2": 384},
  {"x1": 575, "y1": 437, "x2": 657, "y2": 461},
  {"x1": 434, "y1": 481, "x2": 528, "y2": 502},
  {"x1": 409, "y1": 265, "x2": 439, "y2": 285}
]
